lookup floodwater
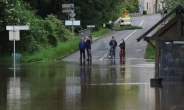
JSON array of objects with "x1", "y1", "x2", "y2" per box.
[{"x1": 0, "y1": 59, "x2": 184, "y2": 110}]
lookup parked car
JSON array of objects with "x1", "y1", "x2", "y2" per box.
[{"x1": 120, "y1": 17, "x2": 132, "y2": 26}]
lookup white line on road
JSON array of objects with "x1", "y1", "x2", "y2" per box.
[
  {"x1": 99, "y1": 19, "x2": 144, "y2": 60},
  {"x1": 139, "y1": 19, "x2": 144, "y2": 27}
]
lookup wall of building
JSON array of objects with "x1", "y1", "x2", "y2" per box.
[{"x1": 139, "y1": 0, "x2": 165, "y2": 14}]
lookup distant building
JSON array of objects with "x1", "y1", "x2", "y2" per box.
[{"x1": 139, "y1": 0, "x2": 165, "y2": 14}]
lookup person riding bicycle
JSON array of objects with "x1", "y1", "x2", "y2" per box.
[
  {"x1": 109, "y1": 36, "x2": 117, "y2": 58},
  {"x1": 119, "y1": 39, "x2": 125, "y2": 58}
]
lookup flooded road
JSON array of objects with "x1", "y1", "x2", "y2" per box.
[
  {"x1": 1, "y1": 59, "x2": 184, "y2": 110},
  {"x1": 0, "y1": 59, "x2": 184, "y2": 110}
]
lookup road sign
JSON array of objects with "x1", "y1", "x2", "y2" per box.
[
  {"x1": 65, "y1": 20, "x2": 80, "y2": 25},
  {"x1": 6, "y1": 25, "x2": 30, "y2": 30},
  {"x1": 62, "y1": 4, "x2": 74, "y2": 13},
  {"x1": 9, "y1": 31, "x2": 20, "y2": 41},
  {"x1": 87, "y1": 25, "x2": 95, "y2": 28},
  {"x1": 6, "y1": 25, "x2": 30, "y2": 80},
  {"x1": 69, "y1": 12, "x2": 76, "y2": 18}
]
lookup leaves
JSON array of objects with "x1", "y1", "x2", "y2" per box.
[{"x1": 0, "y1": 0, "x2": 72, "y2": 55}]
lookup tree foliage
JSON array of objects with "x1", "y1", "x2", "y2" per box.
[
  {"x1": 165, "y1": 0, "x2": 184, "y2": 10},
  {"x1": 24, "y1": 0, "x2": 139, "y2": 29},
  {"x1": 0, "y1": 0, "x2": 71, "y2": 55}
]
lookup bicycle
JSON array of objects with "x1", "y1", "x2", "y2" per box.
[
  {"x1": 119, "y1": 49, "x2": 125, "y2": 59},
  {"x1": 107, "y1": 48, "x2": 114, "y2": 59}
]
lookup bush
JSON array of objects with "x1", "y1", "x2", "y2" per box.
[
  {"x1": 143, "y1": 10, "x2": 147, "y2": 15},
  {"x1": 114, "y1": 26, "x2": 142, "y2": 31}
]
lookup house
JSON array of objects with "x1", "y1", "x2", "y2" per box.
[{"x1": 139, "y1": 0, "x2": 165, "y2": 14}]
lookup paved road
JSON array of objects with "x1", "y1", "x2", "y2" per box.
[{"x1": 63, "y1": 14, "x2": 161, "y2": 62}]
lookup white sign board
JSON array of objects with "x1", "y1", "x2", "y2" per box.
[
  {"x1": 6, "y1": 25, "x2": 30, "y2": 30},
  {"x1": 174, "y1": 41, "x2": 184, "y2": 44},
  {"x1": 65, "y1": 20, "x2": 80, "y2": 26},
  {"x1": 87, "y1": 25, "x2": 95, "y2": 28},
  {"x1": 62, "y1": 4, "x2": 74, "y2": 13},
  {"x1": 9, "y1": 31, "x2": 20, "y2": 41}
]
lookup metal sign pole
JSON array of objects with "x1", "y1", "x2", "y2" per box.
[
  {"x1": 72, "y1": 19, "x2": 74, "y2": 39},
  {"x1": 6, "y1": 25, "x2": 30, "y2": 83},
  {"x1": 13, "y1": 26, "x2": 16, "y2": 83}
]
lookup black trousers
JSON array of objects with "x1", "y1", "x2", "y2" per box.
[{"x1": 80, "y1": 48, "x2": 85, "y2": 59}]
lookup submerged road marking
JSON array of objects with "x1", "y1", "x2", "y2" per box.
[{"x1": 99, "y1": 19, "x2": 144, "y2": 60}]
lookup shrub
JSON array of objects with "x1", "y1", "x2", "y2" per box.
[{"x1": 143, "y1": 10, "x2": 147, "y2": 15}]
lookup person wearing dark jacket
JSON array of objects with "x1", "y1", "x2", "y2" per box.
[
  {"x1": 109, "y1": 36, "x2": 117, "y2": 58},
  {"x1": 119, "y1": 39, "x2": 125, "y2": 58},
  {"x1": 79, "y1": 37, "x2": 86, "y2": 60},
  {"x1": 85, "y1": 36, "x2": 92, "y2": 61}
]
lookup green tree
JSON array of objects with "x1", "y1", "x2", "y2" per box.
[
  {"x1": 0, "y1": 0, "x2": 71, "y2": 55},
  {"x1": 165, "y1": 0, "x2": 184, "y2": 10}
]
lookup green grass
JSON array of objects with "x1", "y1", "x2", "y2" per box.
[
  {"x1": 20, "y1": 37, "x2": 79, "y2": 63},
  {"x1": 91, "y1": 28, "x2": 112, "y2": 37},
  {"x1": 144, "y1": 26, "x2": 162, "y2": 61},
  {"x1": 114, "y1": 25, "x2": 142, "y2": 31},
  {"x1": 145, "y1": 41, "x2": 155, "y2": 60}
]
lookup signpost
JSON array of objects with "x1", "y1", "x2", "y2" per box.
[
  {"x1": 6, "y1": 25, "x2": 30, "y2": 82},
  {"x1": 62, "y1": 4, "x2": 81, "y2": 39},
  {"x1": 62, "y1": 4, "x2": 74, "y2": 13},
  {"x1": 65, "y1": 12, "x2": 81, "y2": 39}
]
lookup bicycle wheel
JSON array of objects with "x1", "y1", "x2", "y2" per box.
[{"x1": 107, "y1": 50, "x2": 113, "y2": 59}]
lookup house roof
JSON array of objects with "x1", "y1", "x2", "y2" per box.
[{"x1": 137, "y1": 5, "x2": 184, "y2": 42}]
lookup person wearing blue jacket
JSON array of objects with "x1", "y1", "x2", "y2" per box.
[{"x1": 79, "y1": 37, "x2": 86, "y2": 60}]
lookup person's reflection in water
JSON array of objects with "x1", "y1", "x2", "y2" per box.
[
  {"x1": 109, "y1": 60, "x2": 117, "y2": 80},
  {"x1": 80, "y1": 61, "x2": 91, "y2": 87},
  {"x1": 120, "y1": 59, "x2": 125, "y2": 79}
]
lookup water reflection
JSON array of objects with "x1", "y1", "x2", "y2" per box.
[
  {"x1": 108, "y1": 60, "x2": 117, "y2": 80},
  {"x1": 154, "y1": 83, "x2": 184, "y2": 110},
  {"x1": 7, "y1": 77, "x2": 21, "y2": 110},
  {"x1": 1, "y1": 60, "x2": 184, "y2": 110},
  {"x1": 80, "y1": 61, "x2": 91, "y2": 85},
  {"x1": 120, "y1": 59, "x2": 125, "y2": 79}
]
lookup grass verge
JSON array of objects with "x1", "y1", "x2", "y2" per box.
[
  {"x1": 91, "y1": 28, "x2": 112, "y2": 37},
  {"x1": 145, "y1": 41, "x2": 155, "y2": 60},
  {"x1": 20, "y1": 37, "x2": 79, "y2": 63}
]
